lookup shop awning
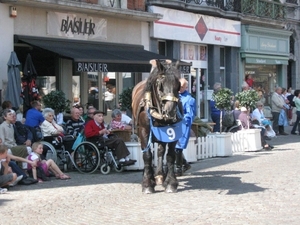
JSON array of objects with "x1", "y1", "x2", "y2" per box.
[
  {"x1": 15, "y1": 35, "x2": 191, "y2": 73},
  {"x1": 241, "y1": 53, "x2": 289, "y2": 65}
]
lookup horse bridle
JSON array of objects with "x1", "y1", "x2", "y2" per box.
[{"x1": 144, "y1": 75, "x2": 179, "y2": 122}]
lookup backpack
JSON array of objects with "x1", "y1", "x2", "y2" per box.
[{"x1": 222, "y1": 111, "x2": 236, "y2": 128}]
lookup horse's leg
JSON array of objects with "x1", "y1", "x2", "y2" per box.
[
  {"x1": 163, "y1": 142, "x2": 178, "y2": 193},
  {"x1": 138, "y1": 112, "x2": 156, "y2": 194},
  {"x1": 154, "y1": 143, "x2": 166, "y2": 185},
  {"x1": 175, "y1": 149, "x2": 183, "y2": 176},
  {"x1": 142, "y1": 149, "x2": 156, "y2": 194}
]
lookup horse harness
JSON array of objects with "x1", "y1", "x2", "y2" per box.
[
  {"x1": 136, "y1": 74, "x2": 183, "y2": 152},
  {"x1": 139, "y1": 74, "x2": 179, "y2": 122}
]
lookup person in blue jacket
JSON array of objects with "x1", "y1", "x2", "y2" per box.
[
  {"x1": 175, "y1": 78, "x2": 196, "y2": 176},
  {"x1": 210, "y1": 82, "x2": 222, "y2": 132}
]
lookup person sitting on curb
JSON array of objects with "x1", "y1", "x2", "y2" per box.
[
  {"x1": 27, "y1": 142, "x2": 70, "y2": 182},
  {"x1": 0, "y1": 145, "x2": 22, "y2": 190},
  {"x1": 0, "y1": 109, "x2": 31, "y2": 169},
  {"x1": 84, "y1": 110, "x2": 136, "y2": 166},
  {"x1": 0, "y1": 143, "x2": 37, "y2": 186}
]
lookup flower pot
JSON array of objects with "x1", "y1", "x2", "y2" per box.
[
  {"x1": 124, "y1": 142, "x2": 143, "y2": 170},
  {"x1": 210, "y1": 133, "x2": 233, "y2": 157},
  {"x1": 184, "y1": 137, "x2": 197, "y2": 162},
  {"x1": 238, "y1": 129, "x2": 263, "y2": 151}
]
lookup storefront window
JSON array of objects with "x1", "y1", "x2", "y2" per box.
[
  {"x1": 84, "y1": 72, "x2": 135, "y2": 113},
  {"x1": 245, "y1": 64, "x2": 277, "y2": 106},
  {"x1": 87, "y1": 72, "x2": 116, "y2": 111}
]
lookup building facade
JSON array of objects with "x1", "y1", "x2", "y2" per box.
[
  {"x1": 0, "y1": 0, "x2": 169, "y2": 113},
  {"x1": 1, "y1": 0, "x2": 300, "y2": 121},
  {"x1": 147, "y1": 0, "x2": 299, "y2": 118}
]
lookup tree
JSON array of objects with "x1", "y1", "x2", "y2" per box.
[
  {"x1": 235, "y1": 89, "x2": 259, "y2": 111},
  {"x1": 42, "y1": 90, "x2": 71, "y2": 115},
  {"x1": 119, "y1": 87, "x2": 133, "y2": 112}
]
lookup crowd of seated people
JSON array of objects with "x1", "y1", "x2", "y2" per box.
[
  {"x1": 0, "y1": 101, "x2": 70, "y2": 192},
  {"x1": 0, "y1": 98, "x2": 138, "y2": 193}
]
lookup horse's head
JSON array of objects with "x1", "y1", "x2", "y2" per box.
[{"x1": 145, "y1": 59, "x2": 182, "y2": 123}]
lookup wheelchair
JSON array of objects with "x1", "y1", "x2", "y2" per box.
[
  {"x1": 41, "y1": 135, "x2": 76, "y2": 172},
  {"x1": 72, "y1": 136, "x2": 125, "y2": 175}
]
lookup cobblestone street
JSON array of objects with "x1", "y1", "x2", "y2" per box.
[{"x1": 1, "y1": 128, "x2": 300, "y2": 225}]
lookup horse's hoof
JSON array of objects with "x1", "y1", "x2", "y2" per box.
[
  {"x1": 155, "y1": 175, "x2": 164, "y2": 185},
  {"x1": 142, "y1": 187, "x2": 155, "y2": 194},
  {"x1": 165, "y1": 185, "x2": 177, "y2": 193}
]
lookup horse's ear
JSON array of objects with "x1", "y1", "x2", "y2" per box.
[
  {"x1": 149, "y1": 59, "x2": 157, "y2": 73},
  {"x1": 149, "y1": 59, "x2": 164, "y2": 73},
  {"x1": 165, "y1": 60, "x2": 172, "y2": 64},
  {"x1": 150, "y1": 59, "x2": 157, "y2": 67}
]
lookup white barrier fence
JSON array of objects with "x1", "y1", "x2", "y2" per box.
[{"x1": 125, "y1": 129, "x2": 262, "y2": 170}]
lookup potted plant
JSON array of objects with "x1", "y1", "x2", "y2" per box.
[
  {"x1": 42, "y1": 90, "x2": 71, "y2": 116},
  {"x1": 212, "y1": 88, "x2": 233, "y2": 133},
  {"x1": 119, "y1": 87, "x2": 133, "y2": 117},
  {"x1": 211, "y1": 88, "x2": 233, "y2": 157},
  {"x1": 235, "y1": 89, "x2": 262, "y2": 151},
  {"x1": 235, "y1": 89, "x2": 259, "y2": 112}
]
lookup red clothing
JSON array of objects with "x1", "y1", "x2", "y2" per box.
[
  {"x1": 84, "y1": 119, "x2": 130, "y2": 160},
  {"x1": 84, "y1": 120, "x2": 105, "y2": 138},
  {"x1": 246, "y1": 78, "x2": 254, "y2": 87}
]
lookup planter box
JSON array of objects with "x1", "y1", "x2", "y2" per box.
[
  {"x1": 210, "y1": 133, "x2": 233, "y2": 157},
  {"x1": 238, "y1": 129, "x2": 262, "y2": 151},
  {"x1": 184, "y1": 137, "x2": 198, "y2": 162},
  {"x1": 124, "y1": 142, "x2": 144, "y2": 170}
]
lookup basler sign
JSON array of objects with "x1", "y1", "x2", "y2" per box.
[{"x1": 47, "y1": 12, "x2": 107, "y2": 40}]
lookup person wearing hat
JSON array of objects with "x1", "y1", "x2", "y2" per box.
[
  {"x1": 84, "y1": 110, "x2": 136, "y2": 165},
  {"x1": 238, "y1": 107, "x2": 273, "y2": 150}
]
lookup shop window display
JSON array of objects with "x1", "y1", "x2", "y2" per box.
[{"x1": 244, "y1": 64, "x2": 277, "y2": 106}]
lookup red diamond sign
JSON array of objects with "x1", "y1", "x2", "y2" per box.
[{"x1": 195, "y1": 17, "x2": 208, "y2": 41}]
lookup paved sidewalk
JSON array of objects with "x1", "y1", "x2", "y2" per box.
[{"x1": 1, "y1": 126, "x2": 300, "y2": 225}]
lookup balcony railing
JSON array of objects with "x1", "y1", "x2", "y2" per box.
[
  {"x1": 286, "y1": 0, "x2": 298, "y2": 4},
  {"x1": 241, "y1": 0, "x2": 285, "y2": 20},
  {"x1": 179, "y1": 0, "x2": 287, "y2": 20}
]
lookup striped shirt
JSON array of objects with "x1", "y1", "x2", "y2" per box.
[{"x1": 65, "y1": 118, "x2": 85, "y2": 137}]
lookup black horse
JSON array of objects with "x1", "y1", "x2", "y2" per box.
[{"x1": 132, "y1": 59, "x2": 183, "y2": 193}]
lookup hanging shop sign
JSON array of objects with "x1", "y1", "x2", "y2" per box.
[
  {"x1": 47, "y1": 12, "x2": 107, "y2": 40},
  {"x1": 149, "y1": 6, "x2": 241, "y2": 47},
  {"x1": 76, "y1": 62, "x2": 109, "y2": 72}
]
